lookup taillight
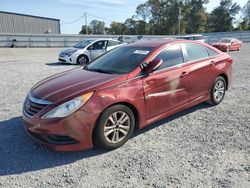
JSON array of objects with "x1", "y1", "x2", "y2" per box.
[{"x1": 226, "y1": 57, "x2": 233, "y2": 65}]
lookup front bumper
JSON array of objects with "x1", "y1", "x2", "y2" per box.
[
  {"x1": 22, "y1": 108, "x2": 99, "y2": 151},
  {"x1": 58, "y1": 55, "x2": 75, "y2": 64}
]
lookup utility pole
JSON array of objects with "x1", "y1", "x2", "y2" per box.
[
  {"x1": 178, "y1": 1, "x2": 183, "y2": 35},
  {"x1": 84, "y1": 12, "x2": 88, "y2": 35}
]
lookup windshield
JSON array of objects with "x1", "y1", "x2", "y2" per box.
[
  {"x1": 220, "y1": 39, "x2": 231, "y2": 43},
  {"x1": 74, "y1": 40, "x2": 94, "y2": 48},
  {"x1": 86, "y1": 46, "x2": 155, "y2": 74}
]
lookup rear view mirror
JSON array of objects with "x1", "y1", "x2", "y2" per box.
[{"x1": 140, "y1": 58, "x2": 163, "y2": 74}]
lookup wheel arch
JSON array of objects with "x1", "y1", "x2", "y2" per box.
[
  {"x1": 91, "y1": 101, "x2": 140, "y2": 147},
  {"x1": 218, "y1": 73, "x2": 228, "y2": 90},
  {"x1": 77, "y1": 54, "x2": 89, "y2": 64},
  {"x1": 92, "y1": 101, "x2": 140, "y2": 135}
]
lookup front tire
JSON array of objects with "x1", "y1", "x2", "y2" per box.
[
  {"x1": 77, "y1": 55, "x2": 89, "y2": 65},
  {"x1": 209, "y1": 76, "x2": 226, "y2": 105},
  {"x1": 93, "y1": 105, "x2": 135, "y2": 150}
]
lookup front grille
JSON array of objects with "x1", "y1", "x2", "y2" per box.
[
  {"x1": 23, "y1": 93, "x2": 52, "y2": 117},
  {"x1": 41, "y1": 134, "x2": 79, "y2": 145},
  {"x1": 59, "y1": 58, "x2": 66, "y2": 62},
  {"x1": 27, "y1": 130, "x2": 79, "y2": 145}
]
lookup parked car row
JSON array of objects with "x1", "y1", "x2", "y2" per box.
[
  {"x1": 58, "y1": 35, "x2": 243, "y2": 66},
  {"x1": 23, "y1": 38, "x2": 233, "y2": 151}
]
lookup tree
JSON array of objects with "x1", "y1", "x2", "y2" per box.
[
  {"x1": 79, "y1": 25, "x2": 92, "y2": 34},
  {"x1": 109, "y1": 21, "x2": 126, "y2": 35},
  {"x1": 185, "y1": 0, "x2": 209, "y2": 33},
  {"x1": 242, "y1": 0, "x2": 250, "y2": 20},
  {"x1": 135, "y1": 0, "x2": 181, "y2": 35},
  {"x1": 209, "y1": 0, "x2": 240, "y2": 32},
  {"x1": 241, "y1": 0, "x2": 250, "y2": 30},
  {"x1": 89, "y1": 20, "x2": 105, "y2": 34},
  {"x1": 135, "y1": 0, "x2": 209, "y2": 35},
  {"x1": 236, "y1": 18, "x2": 249, "y2": 31}
]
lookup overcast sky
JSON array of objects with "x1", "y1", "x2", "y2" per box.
[{"x1": 0, "y1": 0, "x2": 247, "y2": 34}]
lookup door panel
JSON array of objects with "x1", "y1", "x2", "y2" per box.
[
  {"x1": 90, "y1": 40, "x2": 107, "y2": 60},
  {"x1": 182, "y1": 42, "x2": 217, "y2": 102},
  {"x1": 90, "y1": 49, "x2": 106, "y2": 60},
  {"x1": 188, "y1": 59, "x2": 217, "y2": 101},
  {"x1": 143, "y1": 67, "x2": 189, "y2": 120}
]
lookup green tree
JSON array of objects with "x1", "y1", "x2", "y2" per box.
[
  {"x1": 241, "y1": 0, "x2": 250, "y2": 30},
  {"x1": 79, "y1": 25, "x2": 92, "y2": 34},
  {"x1": 185, "y1": 0, "x2": 209, "y2": 33},
  {"x1": 136, "y1": 0, "x2": 181, "y2": 35},
  {"x1": 209, "y1": 0, "x2": 240, "y2": 32},
  {"x1": 135, "y1": 0, "x2": 209, "y2": 35},
  {"x1": 109, "y1": 21, "x2": 126, "y2": 35},
  {"x1": 243, "y1": 0, "x2": 250, "y2": 20},
  {"x1": 236, "y1": 19, "x2": 249, "y2": 31},
  {"x1": 89, "y1": 20, "x2": 106, "y2": 34}
]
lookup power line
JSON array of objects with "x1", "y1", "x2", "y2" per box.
[
  {"x1": 85, "y1": 12, "x2": 113, "y2": 22},
  {"x1": 61, "y1": 12, "x2": 113, "y2": 26},
  {"x1": 61, "y1": 15, "x2": 85, "y2": 25}
]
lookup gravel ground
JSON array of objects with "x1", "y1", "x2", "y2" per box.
[{"x1": 0, "y1": 46, "x2": 249, "y2": 188}]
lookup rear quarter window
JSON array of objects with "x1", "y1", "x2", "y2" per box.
[
  {"x1": 184, "y1": 43, "x2": 209, "y2": 62},
  {"x1": 207, "y1": 48, "x2": 219, "y2": 57}
]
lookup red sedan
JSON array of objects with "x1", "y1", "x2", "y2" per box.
[
  {"x1": 212, "y1": 38, "x2": 243, "y2": 52},
  {"x1": 22, "y1": 40, "x2": 233, "y2": 151}
]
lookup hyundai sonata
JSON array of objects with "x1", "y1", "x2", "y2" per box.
[{"x1": 23, "y1": 40, "x2": 233, "y2": 151}]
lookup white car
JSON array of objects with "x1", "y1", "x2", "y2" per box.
[
  {"x1": 59, "y1": 39, "x2": 124, "y2": 65},
  {"x1": 176, "y1": 34, "x2": 205, "y2": 42},
  {"x1": 118, "y1": 36, "x2": 138, "y2": 44}
]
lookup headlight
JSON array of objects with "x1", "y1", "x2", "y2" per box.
[
  {"x1": 42, "y1": 92, "x2": 93, "y2": 119},
  {"x1": 66, "y1": 50, "x2": 77, "y2": 56}
]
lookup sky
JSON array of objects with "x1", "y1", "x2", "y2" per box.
[{"x1": 0, "y1": 0, "x2": 247, "y2": 34}]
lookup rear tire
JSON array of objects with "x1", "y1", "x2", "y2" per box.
[
  {"x1": 208, "y1": 76, "x2": 226, "y2": 106},
  {"x1": 93, "y1": 105, "x2": 135, "y2": 150}
]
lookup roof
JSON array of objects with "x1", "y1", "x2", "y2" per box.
[
  {"x1": 0, "y1": 11, "x2": 60, "y2": 21},
  {"x1": 178, "y1": 34, "x2": 203, "y2": 37}
]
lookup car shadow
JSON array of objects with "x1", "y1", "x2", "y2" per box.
[
  {"x1": 0, "y1": 102, "x2": 211, "y2": 176},
  {"x1": 133, "y1": 102, "x2": 211, "y2": 137},
  {"x1": 46, "y1": 62, "x2": 78, "y2": 66},
  {"x1": 0, "y1": 116, "x2": 106, "y2": 176}
]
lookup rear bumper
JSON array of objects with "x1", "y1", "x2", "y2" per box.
[
  {"x1": 22, "y1": 109, "x2": 99, "y2": 151},
  {"x1": 212, "y1": 45, "x2": 228, "y2": 52}
]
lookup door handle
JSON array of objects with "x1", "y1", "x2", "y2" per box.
[
  {"x1": 180, "y1": 71, "x2": 189, "y2": 78},
  {"x1": 211, "y1": 61, "x2": 215, "y2": 66}
]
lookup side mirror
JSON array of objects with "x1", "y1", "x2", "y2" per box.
[
  {"x1": 88, "y1": 46, "x2": 94, "y2": 50},
  {"x1": 140, "y1": 58, "x2": 163, "y2": 74}
]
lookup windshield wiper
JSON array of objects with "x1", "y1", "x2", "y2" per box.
[{"x1": 87, "y1": 68, "x2": 114, "y2": 74}]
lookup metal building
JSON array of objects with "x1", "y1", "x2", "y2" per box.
[{"x1": 0, "y1": 11, "x2": 60, "y2": 34}]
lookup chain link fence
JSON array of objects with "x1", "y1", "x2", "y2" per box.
[{"x1": 0, "y1": 31, "x2": 249, "y2": 48}]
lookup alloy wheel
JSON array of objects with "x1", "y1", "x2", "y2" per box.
[
  {"x1": 103, "y1": 111, "x2": 130, "y2": 143},
  {"x1": 213, "y1": 80, "x2": 225, "y2": 102}
]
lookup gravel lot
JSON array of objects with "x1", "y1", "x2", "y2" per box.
[{"x1": 0, "y1": 45, "x2": 249, "y2": 188}]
